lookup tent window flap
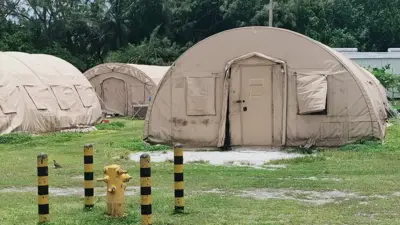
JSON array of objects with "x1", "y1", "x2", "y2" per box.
[
  {"x1": 75, "y1": 85, "x2": 95, "y2": 107},
  {"x1": 24, "y1": 86, "x2": 52, "y2": 110},
  {"x1": 51, "y1": 86, "x2": 79, "y2": 110},
  {"x1": 296, "y1": 74, "x2": 328, "y2": 114},
  {"x1": 0, "y1": 85, "x2": 20, "y2": 113},
  {"x1": 186, "y1": 77, "x2": 216, "y2": 116}
]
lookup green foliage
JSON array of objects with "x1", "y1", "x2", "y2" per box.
[
  {"x1": 106, "y1": 26, "x2": 187, "y2": 65},
  {"x1": 370, "y1": 65, "x2": 399, "y2": 90},
  {"x1": 0, "y1": 133, "x2": 32, "y2": 144},
  {"x1": 1, "y1": 0, "x2": 400, "y2": 71},
  {"x1": 95, "y1": 121, "x2": 126, "y2": 130},
  {"x1": 340, "y1": 137, "x2": 383, "y2": 152}
]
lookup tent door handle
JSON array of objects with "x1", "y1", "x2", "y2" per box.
[{"x1": 236, "y1": 100, "x2": 245, "y2": 103}]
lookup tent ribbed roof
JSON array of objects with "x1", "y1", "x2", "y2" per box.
[
  {"x1": 84, "y1": 63, "x2": 170, "y2": 86},
  {"x1": 128, "y1": 64, "x2": 171, "y2": 85}
]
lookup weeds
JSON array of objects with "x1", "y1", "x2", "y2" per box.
[
  {"x1": 268, "y1": 154, "x2": 326, "y2": 165},
  {"x1": 0, "y1": 133, "x2": 32, "y2": 144},
  {"x1": 340, "y1": 137, "x2": 383, "y2": 152},
  {"x1": 95, "y1": 121, "x2": 126, "y2": 130}
]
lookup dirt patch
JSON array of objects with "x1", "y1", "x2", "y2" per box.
[
  {"x1": 189, "y1": 188, "x2": 400, "y2": 206},
  {"x1": 237, "y1": 188, "x2": 370, "y2": 205},
  {"x1": 194, "y1": 188, "x2": 226, "y2": 194},
  {"x1": 278, "y1": 177, "x2": 342, "y2": 182},
  {"x1": 130, "y1": 150, "x2": 304, "y2": 169},
  {"x1": 71, "y1": 175, "x2": 84, "y2": 180}
]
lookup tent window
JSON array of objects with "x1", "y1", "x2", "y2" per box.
[
  {"x1": 130, "y1": 84, "x2": 145, "y2": 105},
  {"x1": 0, "y1": 85, "x2": 20, "y2": 114},
  {"x1": 75, "y1": 85, "x2": 95, "y2": 108},
  {"x1": 51, "y1": 86, "x2": 79, "y2": 110},
  {"x1": 24, "y1": 86, "x2": 53, "y2": 110},
  {"x1": 296, "y1": 73, "x2": 328, "y2": 115},
  {"x1": 186, "y1": 77, "x2": 216, "y2": 116}
]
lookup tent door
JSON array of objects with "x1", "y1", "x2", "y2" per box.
[
  {"x1": 101, "y1": 77, "x2": 127, "y2": 115},
  {"x1": 228, "y1": 59, "x2": 285, "y2": 146}
]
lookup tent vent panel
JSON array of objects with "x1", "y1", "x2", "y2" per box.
[
  {"x1": 349, "y1": 122, "x2": 373, "y2": 138},
  {"x1": 320, "y1": 122, "x2": 344, "y2": 139},
  {"x1": 186, "y1": 77, "x2": 216, "y2": 116},
  {"x1": 24, "y1": 86, "x2": 53, "y2": 110},
  {"x1": 0, "y1": 86, "x2": 20, "y2": 114},
  {"x1": 130, "y1": 84, "x2": 145, "y2": 105},
  {"x1": 296, "y1": 74, "x2": 328, "y2": 114},
  {"x1": 51, "y1": 86, "x2": 79, "y2": 110},
  {"x1": 75, "y1": 85, "x2": 95, "y2": 108}
]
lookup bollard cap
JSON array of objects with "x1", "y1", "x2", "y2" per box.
[
  {"x1": 140, "y1": 153, "x2": 150, "y2": 158},
  {"x1": 84, "y1": 143, "x2": 94, "y2": 148},
  {"x1": 37, "y1": 153, "x2": 48, "y2": 159},
  {"x1": 174, "y1": 143, "x2": 183, "y2": 148}
]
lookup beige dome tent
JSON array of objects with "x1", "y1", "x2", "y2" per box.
[
  {"x1": 143, "y1": 26, "x2": 389, "y2": 148},
  {"x1": 84, "y1": 63, "x2": 170, "y2": 117},
  {"x1": 0, "y1": 51, "x2": 102, "y2": 134}
]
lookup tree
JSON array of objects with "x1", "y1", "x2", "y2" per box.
[
  {"x1": 105, "y1": 26, "x2": 187, "y2": 65},
  {"x1": 1, "y1": 0, "x2": 400, "y2": 71}
]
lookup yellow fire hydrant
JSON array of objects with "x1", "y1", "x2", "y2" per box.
[{"x1": 97, "y1": 164, "x2": 132, "y2": 217}]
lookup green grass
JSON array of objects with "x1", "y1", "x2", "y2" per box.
[
  {"x1": 2, "y1": 118, "x2": 400, "y2": 224},
  {"x1": 95, "y1": 121, "x2": 126, "y2": 130},
  {"x1": 0, "y1": 133, "x2": 33, "y2": 144},
  {"x1": 390, "y1": 100, "x2": 400, "y2": 110}
]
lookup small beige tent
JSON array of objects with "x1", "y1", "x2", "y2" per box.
[
  {"x1": 84, "y1": 63, "x2": 170, "y2": 117},
  {"x1": 143, "y1": 26, "x2": 389, "y2": 148},
  {"x1": 0, "y1": 51, "x2": 102, "y2": 134}
]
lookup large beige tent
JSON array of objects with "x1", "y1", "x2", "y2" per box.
[
  {"x1": 143, "y1": 26, "x2": 389, "y2": 148},
  {"x1": 0, "y1": 51, "x2": 102, "y2": 134},
  {"x1": 84, "y1": 63, "x2": 170, "y2": 117}
]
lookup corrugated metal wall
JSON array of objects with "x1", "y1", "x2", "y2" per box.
[
  {"x1": 352, "y1": 58, "x2": 400, "y2": 74},
  {"x1": 335, "y1": 49, "x2": 400, "y2": 98},
  {"x1": 351, "y1": 58, "x2": 400, "y2": 98}
]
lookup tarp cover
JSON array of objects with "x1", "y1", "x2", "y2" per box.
[
  {"x1": 0, "y1": 51, "x2": 103, "y2": 134},
  {"x1": 296, "y1": 74, "x2": 328, "y2": 114}
]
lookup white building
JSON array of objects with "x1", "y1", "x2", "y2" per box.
[{"x1": 335, "y1": 48, "x2": 400, "y2": 98}]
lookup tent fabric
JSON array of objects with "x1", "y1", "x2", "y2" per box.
[
  {"x1": 0, "y1": 51, "x2": 103, "y2": 134},
  {"x1": 143, "y1": 26, "x2": 388, "y2": 148},
  {"x1": 129, "y1": 64, "x2": 170, "y2": 86},
  {"x1": 224, "y1": 52, "x2": 286, "y2": 71},
  {"x1": 83, "y1": 63, "x2": 170, "y2": 116}
]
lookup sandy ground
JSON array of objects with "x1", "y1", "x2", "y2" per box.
[{"x1": 129, "y1": 149, "x2": 304, "y2": 169}]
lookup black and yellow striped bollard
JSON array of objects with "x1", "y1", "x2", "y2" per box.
[
  {"x1": 174, "y1": 143, "x2": 184, "y2": 213},
  {"x1": 37, "y1": 153, "x2": 49, "y2": 223},
  {"x1": 84, "y1": 144, "x2": 95, "y2": 209},
  {"x1": 140, "y1": 153, "x2": 152, "y2": 225}
]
